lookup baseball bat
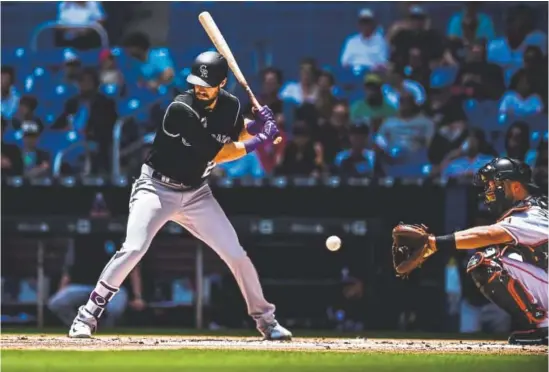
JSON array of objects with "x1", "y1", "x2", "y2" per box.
[{"x1": 198, "y1": 11, "x2": 282, "y2": 145}]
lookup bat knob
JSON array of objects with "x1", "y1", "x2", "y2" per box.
[{"x1": 273, "y1": 137, "x2": 282, "y2": 145}]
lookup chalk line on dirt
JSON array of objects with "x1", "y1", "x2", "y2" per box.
[{"x1": 1, "y1": 335, "x2": 547, "y2": 355}]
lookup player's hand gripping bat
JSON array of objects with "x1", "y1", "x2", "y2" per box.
[{"x1": 198, "y1": 11, "x2": 282, "y2": 145}]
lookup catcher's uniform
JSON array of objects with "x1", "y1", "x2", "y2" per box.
[
  {"x1": 494, "y1": 197, "x2": 548, "y2": 327},
  {"x1": 466, "y1": 196, "x2": 548, "y2": 328}
]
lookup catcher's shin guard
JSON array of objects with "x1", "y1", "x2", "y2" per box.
[{"x1": 467, "y1": 250, "x2": 546, "y2": 326}]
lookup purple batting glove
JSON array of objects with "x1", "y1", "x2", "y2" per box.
[
  {"x1": 243, "y1": 119, "x2": 280, "y2": 153},
  {"x1": 261, "y1": 119, "x2": 280, "y2": 140},
  {"x1": 254, "y1": 106, "x2": 274, "y2": 124}
]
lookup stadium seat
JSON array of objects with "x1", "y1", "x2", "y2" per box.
[
  {"x1": 37, "y1": 130, "x2": 82, "y2": 157},
  {"x1": 100, "y1": 83, "x2": 121, "y2": 97},
  {"x1": 463, "y1": 100, "x2": 500, "y2": 131},
  {"x1": 430, "y1": 66, "x2": 458, "y2": 89},
  {"x1": 2, "y1": 128, "x2": 23, "y2": 146}
]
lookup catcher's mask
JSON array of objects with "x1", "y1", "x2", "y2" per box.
[{"x1": 473, "y1": 157, "x2": 539, "y2": 216}]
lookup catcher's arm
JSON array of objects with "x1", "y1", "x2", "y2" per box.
[{"x1": 428, "y1": 224, "x2": 514, "y2": 252}]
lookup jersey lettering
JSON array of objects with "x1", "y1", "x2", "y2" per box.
[{"x1": 202, "y1": 161, "x2": 216, "y2": 178}]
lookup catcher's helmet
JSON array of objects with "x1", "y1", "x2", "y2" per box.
[
  {"x1": 186, "y1": 51, "x2": 228, "y2": 88},
  {"x1": 474, "y1": 157, "x2": 539, "y2": 215}
]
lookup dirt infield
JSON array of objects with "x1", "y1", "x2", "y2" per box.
[{"x1": 1, "y1": 335, "x2": 547, "y2": 355}]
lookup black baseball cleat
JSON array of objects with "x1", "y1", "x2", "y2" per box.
[{"x1": 508, "y1": 327, "x2": 548, "y2": 345}]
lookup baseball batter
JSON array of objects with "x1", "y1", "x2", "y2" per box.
[
  {"x1": 393, "y1": 157, "x2": 548, "y2": 345},
  {"x1": 68, "y1": 51, "x2": 292, "y2": 340}
]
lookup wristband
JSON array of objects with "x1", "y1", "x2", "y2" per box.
[
  {"x1": 245, "y1": 120, "x2": 262, "y2": 135},
  {"x1": 243, "y1": 135, "x2": 266, "y2": 153},
  {"x1": 435, "y1": 234, "x2": 456, "y2": 251}
]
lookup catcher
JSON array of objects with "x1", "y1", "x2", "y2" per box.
[{"x1": 392, "y1": 157, "x2": 548, "y2": 345}]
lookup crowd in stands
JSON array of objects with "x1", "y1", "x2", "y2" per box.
[{"x1": 1, "y1": 2, "x2": 547, "y2": 186}]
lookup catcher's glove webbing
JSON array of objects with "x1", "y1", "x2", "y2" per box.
[{"x1": 392, "y1": 223, "x2": 436, "y2": 277}]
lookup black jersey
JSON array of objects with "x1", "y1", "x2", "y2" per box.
[{"x1": 146, "y1": 89, "x2": 245, "y2": 186}]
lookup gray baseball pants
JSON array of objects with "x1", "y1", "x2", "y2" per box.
[{"x1": 78, "y1": 164, "x2": 276, "y2": 327}]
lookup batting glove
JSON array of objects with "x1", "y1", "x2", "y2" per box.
[{"x1": 255, "y1": 106, "x2": 274, "y2": 124}]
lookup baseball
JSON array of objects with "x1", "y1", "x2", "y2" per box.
[{"x1": 326, "y1": 235, "x2": 342, "y2": 251}]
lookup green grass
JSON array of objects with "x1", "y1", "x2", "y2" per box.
[{"x1": 2, "y1": 350, "x2": 546, "y2": 372}]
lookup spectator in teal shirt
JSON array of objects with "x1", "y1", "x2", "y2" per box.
[
  {"x1": 123, "y1": 32, "x2": 176, "y2": 92},
  {"x1": 447, "y1": 3, "x2": 495, "y2": 41}
]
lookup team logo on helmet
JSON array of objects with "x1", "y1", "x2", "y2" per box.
[{"x1": 199, "y1": 65, "x2": 208, "y2": 78}]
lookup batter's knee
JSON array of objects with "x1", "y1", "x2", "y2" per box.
[{"x1": 120, "y1": 238, "x2": 151, "y2": 258}]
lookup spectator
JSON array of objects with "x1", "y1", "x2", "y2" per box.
[
  {"x1": 217, "y1": 152, "x2": 265, "y2": 179},
  {"x1": 502, "y1": 121, "x2": 537, "y2": 166},
  {"x1": 61, "y1": 50, "x2": 83, "y2": 86},
  {"x1": 276, "y1": 121, "x2": 322, "y2": 176},
  {"x1": 123, "y1": 32, "x2": 175, "y2": 91},
  {"x1": 499, "y1": 73, "x2": 544, "y2": 118},
  {"x1": 334, "y1": 124, "x2": 376, "y2": 177},
  {"x1": 442, "y1": 128, "x2": 495, "y2": 178},
  {"x1": 402, "y1": 47, "x2": 431, "y2": 90},
  {"x1": 98, "y1": 49, "x2": 124, "y2": 87},
  {"x1": 340, "y1": 8, "x2": 388, "y2": 71},
  {"x1": 55, "y1": 1, "x2": 106, "y2": 50},
  {"x1": 509, "y1": 46, "x2": 548, "y2": 106},
  {"x1": 447, "y1": 2, "x2": 495, "y2": 42},
  {"x1": 389, "y1": 5, "x2": 450, "y2": 72},
  {"x1": 48, "y1": 238, "x2": 145, "y2": 328},
  {"x1": 314, "y1": 101, "x2": 351, "y2": 165},
  {"x1": 1, "y1": 66, "x2": 20, "y2": 120},
  {"x1": 12, "y1": 96, "x2": 43, "y2": 132},
  {"x1": 53, "y1": 67, "x2": 118, "y2": 174},
  {"x1": 428, "y1": 103, "x2": 469, "y2": 166},
  {"x1": 532, "y1": 139, "x2": 548, "y2": 187},
  {"x1": 246, "y1": 67, "x2": 284, "y2": 117},
  {"x1": 350, "y1": 73, "x2": 397, "y2": 126},
  {"x1": 20, "y1": 120, "x2": 50, "y2": 178},
  {"x1": 315, "y1": 70, "x2": 338, "y2": 121},
  {"x1": 280, "y1": 58, "x2": 319, "y2": 105},
  {"x1": 487, "y1": 5, "x2": 547, "y2": 74},
  {"x1": 452, "y1": 40, "x2": 505, "y2": 101},
  {"x1": 1, "y1": 116, "x2": 23, "y2": 177},
  {"x1": 376, "y1": 90, "x2": 435, "y2": 158},
  {"x1": 382, "y1": 71, "x2": 426, "y2": 109}
]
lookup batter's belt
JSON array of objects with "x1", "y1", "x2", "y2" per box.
[{"x1": 141, "y1": 164, "x2": 196, "y2": 191}]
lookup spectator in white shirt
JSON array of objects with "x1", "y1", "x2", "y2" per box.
[
  {"x1": 280, "y1": 58, "x2": 319, "y2": 105},
  {"x1": 55, "y1": 1, "x2": 106, "y2": 50},
  {"x1": 1, "y1": 66, "x2": 19, "y2": 120},
  {"x1": 340, "y1": 8, "x2": 388, "y2": 71},
  {"x1": 487, "y1": 5, "x2": 547, "y2": 83},
  {"x1": 499, "y1": 74, "x2": 544, "y2": 118},
  {"x1": 443, "y1": 128, "x2": 495, "y2": 178}
]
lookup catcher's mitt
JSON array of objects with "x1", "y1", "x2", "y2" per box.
[{"x1": 392, "y1": 223, "x2": 436, "y2": 277}]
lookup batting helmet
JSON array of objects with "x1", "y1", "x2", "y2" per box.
[
  {"x1": 474, "y1": 157, "x2": 539, "y2": 215},
  {"x1": 186, "y1": 51, "x2": 228, "y2": 88}
]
